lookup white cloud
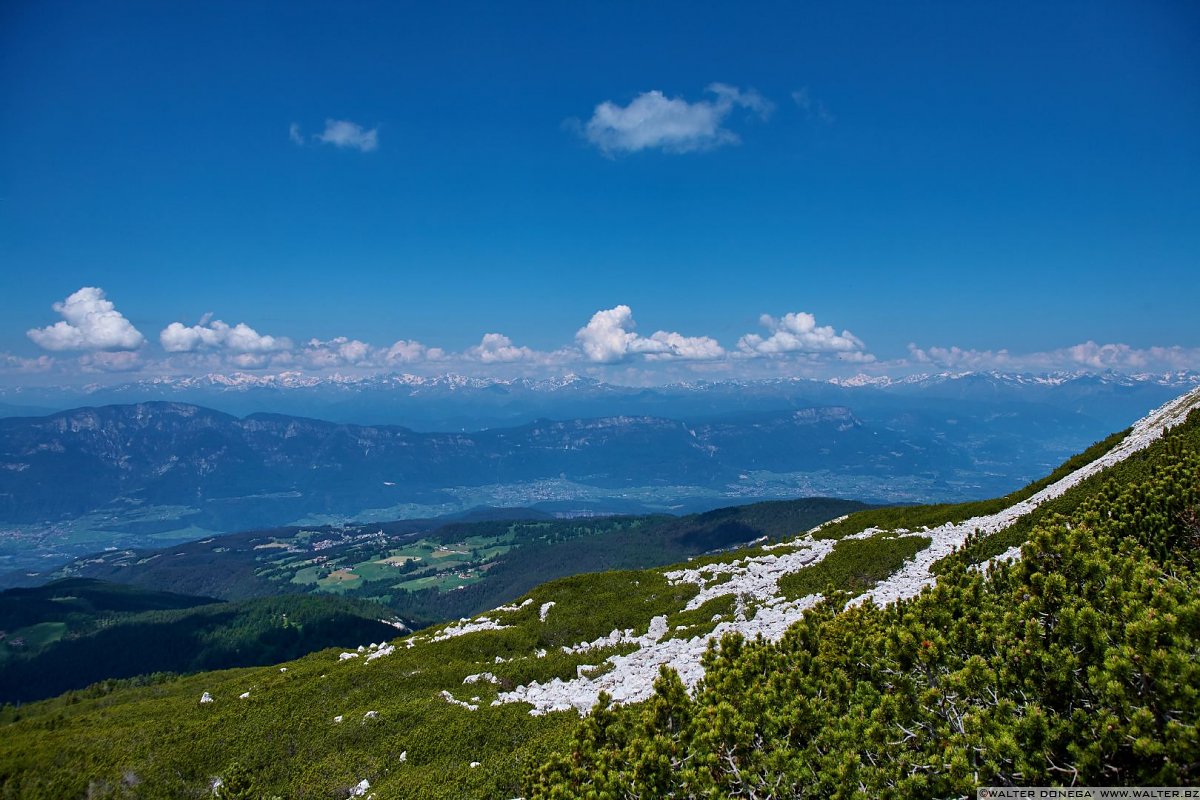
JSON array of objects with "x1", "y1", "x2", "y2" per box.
[
  {"x1": 0, "y1": 353, "x2": 55, "y2": 372},
  {"x1": 27, "y1": 287, "x2": 145, "y2": 352},
  {"x1": 465, "y1": 333, "x2": 538, "y2": 363},
  {"x1": 385, "y1": 339, "x2": 443, "y2": 364},
  {"x1": 581, "y1": 83, "x2": 773, "y2": 155},
  {"x1": 78, "y1": 350, "x2": 144, "y2": 373},
  {"x1": 160, "y1": 319, "x2": 291, "y2": 354},
  {"x1": 791, "y1": 87, "x2": 834, "y2": 123},
  {"x1": 575, "y1": 305, "x2": 725, "y2": 362},
  {"x1": 289, "y1": 122, "x2": 304, "y2": 145},
  {"x1": 737, "y1": 312, "x2": 869, "y2": 360},
  {"x1": 907, "y1": 341, "x2": 1200, "y2": 373},
  {"x1": 315, "y1": 119, "x2": 378, "y2": 152},
  {"x1": 641, "y1": 330, "x2": 726, "y2": 361},
  {"x1": 302, "y1": 337, "x2": 375, "y2": 368}
]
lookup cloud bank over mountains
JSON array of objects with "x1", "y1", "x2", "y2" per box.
[{"x1": 8, "y1": 286, "x2": 1200, "y2": 384}]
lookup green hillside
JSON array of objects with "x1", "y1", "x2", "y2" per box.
[{"x1": 0, "y1": 395, "x2": 1196, "y2": 799}]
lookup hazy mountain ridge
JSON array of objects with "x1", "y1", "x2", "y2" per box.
[
  {"x1": 3, "y1": 370, "x2": 1193, "y2": 430},
  {"x1": 0, "y1": 400, "x2": 1080, "y2": 532}
]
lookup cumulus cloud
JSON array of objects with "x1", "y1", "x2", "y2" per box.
[
  {"x1": 580, "y1": 83, "x2": 773, "y2": 155},
  {"x1": 302, "y1": 337, "x2": 375, "y2": 368},
  {"x1": 385, "y1": 339, "x2": 444, "y2": 364},
  {"x1": 575, "y1": 305, "x2": 725, "y2": 362},
  {"x1": 314, "y1": 119, "x2": 378, "y2": 152},
  {"x1": 288, "y1": 122, "x2": 304, "y2": 145},
  {"x1": 464, "y1": 333, "x2": 539, "y2": 363},
  {"x1": 737, "y1": 312, "x2": 869, "y2": 360},
  {"x1": 27, "y1": 287, "x2": 145, "y2": 352},
  {"x1": 160, "y1": 318, "x2": 291, "y2": 354}
]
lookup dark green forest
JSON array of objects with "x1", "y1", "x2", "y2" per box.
[{"x1": 0, "y1": 580, "x2": 400, "y2": 704}]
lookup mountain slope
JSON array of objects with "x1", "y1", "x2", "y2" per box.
[{"x1": 0, "y1": 387, "x2": 1196, "y2": 799}]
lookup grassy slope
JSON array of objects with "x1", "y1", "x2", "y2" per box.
[{"x1": 1, "y1": 407, "x2": 1195, "y2": 799}]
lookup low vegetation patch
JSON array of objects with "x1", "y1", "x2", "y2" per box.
[{"x1": 777, "y1": 532, "x2": 931, "y2": 600}]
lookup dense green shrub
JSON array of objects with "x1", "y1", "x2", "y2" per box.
[{"x1": 527, "y1": 434, "x2": 1200, "y2": 797}]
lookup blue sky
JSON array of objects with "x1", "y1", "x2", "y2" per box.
[{"x1": 2, "y1": 1, "x2": 1198, "y2": 384}]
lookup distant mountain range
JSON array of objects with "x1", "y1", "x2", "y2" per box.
[
  {"x1": 2, "y1": 369, "x2": 1194, "y2": 431},
  {"x1": 0, "y1": 372, "x2": 1189, "y2": 573},
  {"x1": 0, "y1": 402, "x2": 907, "y2": 522}
]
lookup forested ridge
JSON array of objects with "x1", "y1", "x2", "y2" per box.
[{"x1": 0, "y1": 582, "x2": 401, "y2": 704}]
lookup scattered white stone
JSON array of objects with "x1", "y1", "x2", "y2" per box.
[
  {"x1": 493, "y1": 655, "x2": 508, "y2": 664},
  {"x1": 399, "y1": 751, "x2": 407, "y2": 763},
  {"x1": 974, "y1": 544, "x2": 1024, "y2": 573},
  {"x1": 470, "y1": 761, "x2": 481, "y2": 768},
  {"x1": 363, "y1": 710, "x2": 379, "y2": 720},
  {"x1": 495, "y1": 598, "x2": 534, "y2": 613},
  {"x1": 279, "y1": 667, "x2": 287, "y2": 673},
  {"x1": 534, "y1": 648, "x2": 547, "y2": 658},
  {"x1": 431, "y1": 616, "x2": 510, "y2": 642},
  {"x1": 334, "y1": 715, "x2": 344, "y2": 723},
  {"x1": 464, "y1": 672, "x2": 500, "y2": 685},
  {"x1": 440, "y1": 690, "x2": 479, "y2": 711},
  {"x1": 357, "y1": 645, "x2": 366, "y2": 653},
  {"x1": 539, "y1": 601, "x2": 556, "y2": 622},
  {"x1": 492, "y1": 387, "x2": 1200, "y2": 716},
  {"x1": 350, "y1": 778, "x2": 370, "y2": 796},
  {"x1": 239, "y1": 691, "x2": 250, "y2": 700},
  {"x1": 199, "y1": 692, "x2": 214, "y2": 704},
  {"x1": 340, "y1": 652, "x2": 360, "y2": 661},
  {"x1": 365, "y1": 644, "x2": 395, "y2": 662}
]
